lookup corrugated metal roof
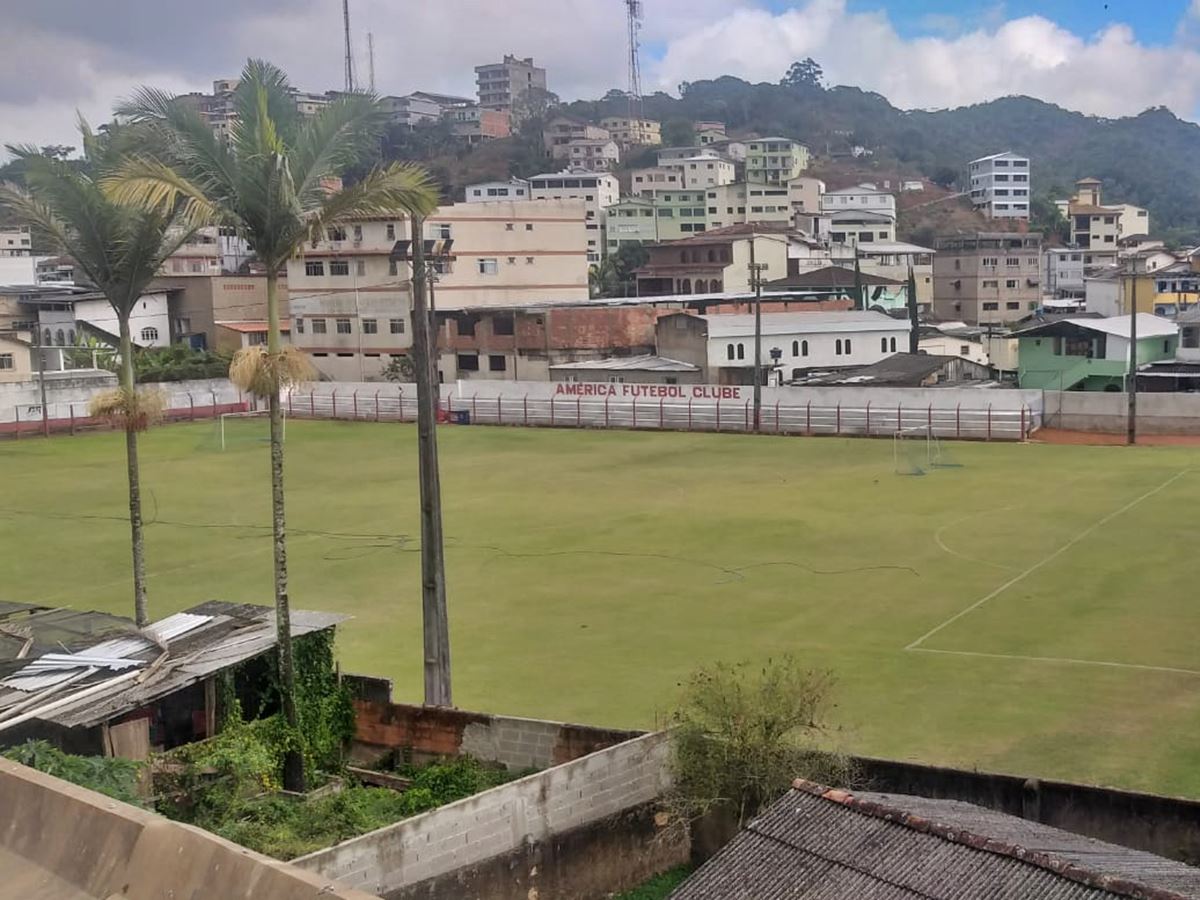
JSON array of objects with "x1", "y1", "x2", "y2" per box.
[
  {"x1": 548, "y1": 355, "x2": 699, "y2": 372},
  {"x1": 672, "y1": 782, "x2": 1200, "y2": 900},
  {"x1": 703, "y1": 311, "x2": 905, "y2": 338}
]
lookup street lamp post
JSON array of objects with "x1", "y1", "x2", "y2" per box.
[
  {"x1": 748, "y1": 238, "x2": 770, "y2": 432},
  {"x1": 1126, "y1": 254, "x2": 1142, "y2": 446}
]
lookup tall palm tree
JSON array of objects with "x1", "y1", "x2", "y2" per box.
[
  {"x1": 0, "y1": 123, "x2": 192, "y2": 628},
  {"x1": 107, "y1": 60, "x2": 438, "y2": 788}
]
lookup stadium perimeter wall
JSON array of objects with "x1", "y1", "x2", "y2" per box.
[{"x1": 1043, "y1": 390, "x2": 1200, "y2": 434}]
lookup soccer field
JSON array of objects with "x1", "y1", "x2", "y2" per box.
[{"x1": 3, "y1": 419, "x2": 1199, "y2": 796}]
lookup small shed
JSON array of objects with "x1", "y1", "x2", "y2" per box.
[{"x1": 0, "y1": 600, "x2": 347, "y2": 759}]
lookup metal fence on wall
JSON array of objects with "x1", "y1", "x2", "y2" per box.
[{"x1": 286, "y1": 386, "x2": 1034, "y2": 441}]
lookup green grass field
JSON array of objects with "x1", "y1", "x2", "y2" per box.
[{"x1": 4, "y1": 419, "x2": 1200, "y2": 796}]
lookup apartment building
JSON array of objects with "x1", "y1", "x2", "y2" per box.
[
  {"x1": 1044, "y1": 247, "x2": 1086, "y2": 299},
  {"x1": 543, "y1": 116, "x2": 611, "y2": 158},
  {"x1": 675, "y1": 156, "x2": 736, "y2": 189},
  {"x1": 630, "y1": 167, "x2": 684, "y2": 195},
  {"x1": 0, "y1": 226, "x2": 32, "y2": 257},
  {"x1": 159, "y1": 228, "x2": 223, "y2": 277},
  {"x1": 605, "y1": 197, "x2": 662, "y2": 250},
  {"x1": 465, "y1": 179, "x2": 530, "y2": 202},
  {"x1": 635, "y1": 223, "x2": 792, "y2": 296},
  {"x1": 565, "y1": 139, "x2": 620, "y2": 172},
  {"x1": 445, "y1": 105, "x2": 511, "y2": 143},
  {"x1": 657, "y1": 146, "x2": 723, "y2": 166},
  {"x1": 933, "y1": 232, "x2": 1043, "y2": 325},
  {"x1": 1067, "y1": 178, "x2": 1150, "y2": 254},
  {"x1": 696, "y1": 122, "x2": 727, "y2": 145},
  {"x1": 819, "y1": 184, "x2": 897, "y2": 218},
  {"x1": 745, "y1": 138, "x2": 809, "y2": 184},
  {"x1": 705, "y1": 183, "x2": 792, "y2": 230},
  {"x1": 380, "y1": 94, "x2": 444, "y2": 129},
  {"x1": 826, "y1": 210, "x2": 896, "y2": 246},
  {"x1": 598, "y1": 116, "x2": 661, "y2": 147},
  {"x1": 967, "y1": 152, "x2": 1031, "y2": 219},
  {"x1": 286, "y1": 199, "x2": 589, "y2": 380},
  {"x1": 152, "y1": 274, "x2": 280, "y2": 350},
  {"x1": 475, "y1": 54, "x2": 547, "y2": 119},
  {"x1": 527, "y1": 170, "x2": 618, "y2": 263}
]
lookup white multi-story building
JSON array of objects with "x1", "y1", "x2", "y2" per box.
[
  {"x1": 464, "y1": 179, "x2": 530, "y2": 203},
  {"x1": 286, "y1": 200, "x2": 589, "y2": 380},
  {"x1": 0, "y1": 226, "x2": 32, "y2": 257},
  {"x1": 527, "y1": 170, "x2": 619, "y2": 263},
  {"x1": 968, "y1": 151, "x2": 1031, "y2": 219},
  {"x1": 675, "y1": 156, "x2": 736, "y2": 189},
  {"x1": 630, "y1": 167, "x2": 684, "y2": 195},
  {"x1": 475, "y1": 54, "x2": 547, "y2": 119},
  {"x1": 1044, "y1": 247, "x2": 1087, "y2": 299},
  {"x1": 565, "y1": 139, "x2": 620, "y2": 172},
  {"x1": 819, "y1": 184, "x2": 897, "y2": 218}
]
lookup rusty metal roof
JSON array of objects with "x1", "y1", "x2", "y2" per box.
[{"x1": 671, "y1": 780, "x2": 1200, "y2": 899}]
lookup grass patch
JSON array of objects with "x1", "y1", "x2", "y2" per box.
[
  {"x1": 615, "y1": 866, "x2": 692, "y2": 899},
  {"x1": 6, "y1": 421, "x2": 1200, "y2": 795}
]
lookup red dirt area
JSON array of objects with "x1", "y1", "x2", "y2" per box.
[{"x1": 1033, "y1": 429, "x2": 1200, "y2": 446}]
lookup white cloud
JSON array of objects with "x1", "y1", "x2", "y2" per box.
[
  {"x1": 6, "y1": 0, "x2": 1200, "y2": 154},
  {"x1": 652, "y1": 0, "x2": 1200, "y2": 119}
]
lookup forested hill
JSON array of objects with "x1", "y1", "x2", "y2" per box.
[{"x1": 563, "y1": 78, "x2": 1200, "y2": 243}]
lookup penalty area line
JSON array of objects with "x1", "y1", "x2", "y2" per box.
[
  {"x1": 909, "y1": 646, "x2": 1200, "y2": 678},
  {"x1": 905, "y1": 468, "x2": 1192, "y2": 651}
]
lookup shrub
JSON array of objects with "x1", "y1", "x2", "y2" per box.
[{"x1": 4, "y1": 740, "x2": 144, "y2": 807}]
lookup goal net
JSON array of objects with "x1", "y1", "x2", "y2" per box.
[
  {"x1": 893, "y1": 426, "x2": 961, "y2": 475},
  {"x1": 198, "y1": 409, "x2": 286, "y2": 451}
]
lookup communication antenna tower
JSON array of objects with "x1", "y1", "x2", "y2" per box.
[{"x1": 626, "y1": 0, "x2": 645, "y2": 127}]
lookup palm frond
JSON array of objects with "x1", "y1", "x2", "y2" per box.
[
  {"x1": 231, "y1": 59, "x2": 299, "y2": 155},
  {"x1": 102, "y1": 156, "x2": 221, "y2": 232},
  {"x1": 292, "y1": 95, "x2": 389, "y2": 204},
  {"x1": 304, "y1": 162, "x2": 439, "y2": 241}
]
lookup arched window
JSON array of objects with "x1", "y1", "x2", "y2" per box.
[
  {"x1": 890, "y1": 337, "x2": 897, "y2": 352},
  {"x1": 712, "y1": 280, "x2": 722, "y2": 292},
  {"x1": 692, "y1": 250, "x2": 702, "y2": 263},
  {"x1": 679, "y1": 250, "x2": 688, "y2": 263},
  {"x1": 792, "y1": 340, "x2": 799, "y2": 356},
  {"x1": 141, "y1": 326, "x2": 159, "y2": 342},
  {"x1": 680, "y1": 278, "x2": 691, "y2": 293},
  {"x1": 881, "y1": 337, "x2": 888, "y2": 353},
  {"x1": 801, "y1": 340, "x2": 809, "y2": 356},
  {"x1": 845, "y1": 338, "x2": 852, "y2": 354},
  {"x1": 43, "y1": 328, "x2": 51, "y2": 346},
  {"x1": 698, "y1": 279, "x2": 709, "y2": 293},
  {"x1": 707, "y1": 249, "x2": 715, "y2": 262},
  {"x1": 737, "y1": 343, "x2": 745, "y2": 360},
  {"x1": 55, "y1": 328, "x2": 65, "y2": 346},
  {"x1": 68, "y1": 329, "x2": 76, "y2": 345},
  {"x1": 727, "y1": 343, "x2": 735, "y2": 360},
  {"x1": 835, "y1": 339, "x2": 843, "y2": 355}
]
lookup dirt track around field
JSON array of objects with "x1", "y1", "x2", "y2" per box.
[{"x1": 1033, "y1": 428, "x2": 1200, "y2": 446}]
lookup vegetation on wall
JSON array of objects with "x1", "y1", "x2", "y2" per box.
[
  {"x1": 134, "y1": 344, "x2": 231, "y2": 382},
  {"x1": 3, "y1": 740, "x2": 144, "y2": 807},
  {"x1": 666, "y1": 656, "x2": 854, "y2": 829}
]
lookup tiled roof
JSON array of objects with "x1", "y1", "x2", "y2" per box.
[
  {"x1": 765, "y1": 265, "x2": 902, "y2": 289},
  {"x1": 671, "y1": 780, "x2": 1200, "y2": 899}
]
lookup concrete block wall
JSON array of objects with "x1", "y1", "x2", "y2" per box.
[
  {"x1": 1044, "y1": 390, "x2": 1200, "y2": 434},
  {"x1": 292, "y1": 731, "x2": 672, "y2": 896},
  {"x1": 349, "y1": 696, "x2": 639, "y2": 769}
]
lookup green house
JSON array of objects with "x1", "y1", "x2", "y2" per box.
[{"x1": 1014, "y1": 314, "x2": 1178, "y2": 391}]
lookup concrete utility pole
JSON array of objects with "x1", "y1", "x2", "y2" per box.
[
  {"x1": 1127, "y1": 259, "x2": 1139, "y2": 446},
  {"x1": 404, "y1": 216, "x2": 452, "y2": 707},
  {"x1": 34, "y1": 326, "x2": 49, "y2": 437},
  {"x1": 748, "y1": 237, "x2": 770, "y2": 432}
]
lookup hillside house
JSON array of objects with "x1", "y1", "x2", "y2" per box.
[{"x1": 1014, "y1": 314, "x2": 1178, "y2": 390}]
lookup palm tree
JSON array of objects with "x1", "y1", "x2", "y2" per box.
[
  {"x1": 0, "y1": 123, "x2": 191, "y2": 628},
  {"x1": 107, "y1": 60, "x2": 438, "y2": 788}
]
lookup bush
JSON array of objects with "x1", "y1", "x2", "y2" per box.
[
  {"x1": 134, "y1": 344, "x2": 231, "y2": 382},
  {"x1": 4, "y1": 740, "x2": 144, "y2": 807}
]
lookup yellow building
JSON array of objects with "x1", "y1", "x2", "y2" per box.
[
  {"x1": 598, "y1": 116, "x2": 662, "y2": 147},
  {"x1": 286, "y1": 199, "x2": 590, "y2": 380},
  {"x1": 745, "y1": 137, "x2": 810, "y2": 184},
  {"x1": 0, "y1": 333, "x2": 32, "y2": 383}
]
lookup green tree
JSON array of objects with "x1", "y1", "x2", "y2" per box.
[
  {"x1": 1030, "y1": 193, "x2": 1070, "y2": 243},
  {"x1": 589, "y1": 243, "x2": 648, "y2": 298},
  {"x1": 781, "y1": 58, "x2": 824, "y2": 89},
  {"x1": 108, "y1": 59, "x2": 439, "y2": 789},
  {"x1": 666, "y1": 657, "x2": 852, "y2": 830},
  {"x1": 907, "y1": 266, "x2": 920, "y2": 353},
  {"x1": 0, "y1": 121, "x2": 191, "y2": 628},
  {"x1": 661, "y1": 118, "x2": 695, "y2": 148}
]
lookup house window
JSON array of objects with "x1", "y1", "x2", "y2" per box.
[
  {"x1": 489, "y1": 354, "x2": 507, "y2": 371},
  {"x1": 312, "y1": 318, "x2": 328, "y2": 334},
  {"x1": 493, "y1": 315, "x2": 515, "y2": 335},
  {"x1": 0, "y1": 354, "x2": 12, "y2": 370},
  {"x1": 737, "y1": 343, "x2": 745, "y2": 360},
  {"x1": 478, "y1": 258, "x2": 498, "y2": 275},
  {"x1": 845, "y1": 339, "x2": 852, "y2": 354},
  {"x1": 801, "y1": 340, "x2": 808, "y2": 356},
  {"x1": 386, "y1": 223, "x2": 395, "y2": 240},
  {"x1": 1006, "y1": 258, "x2": 1020, "y2": 267},
  {"x1": 525, "y1": 257, "x2": 534, "y2": 265},
  {"x1": 835, "y1": 339, "x2": 843, "y2": 355},
  {"x1": 525, "y1": 223, "x2": 534, "y2": 231},
  {"x1": 356, "y1": 259, "x2": 367, "y2": 276},
  {"x1": 388, "y1": 260, "x2": 398, "y2": 276},
  {"x1": 505, "y1": 223, "x2": 514, "y2": 231},
  {"x1": 362, "y1": 318, "x2": 378, "y2": 334},
  {"x1": 140, "y1": 327, "x2": 158, "y2": 342},
  {"x1": 353, "y1": 225, "x2": 363, "y2": 241},
  {"x1": 727, "y1": 344, "x2": 735, "y2": 360},
  {"x1": 982, "y1": 280, "x2": 998, "y2": 288},
  {"x1": 327, "y1": 226, "x2": 347, "y2": 241},
  {"x1": 295, "y1": 318, "x2": 305, "y2": 334},
  {"x1": 982, "y1": 257, "x2": 997, "y2": 267},
  {"x1": 390, "y1": 318, "x2": 405, "y2": 334},
  {"x1": 792, "y1": 340, "x2": 800, "y2": 355},
  {"x1": 330, "y1": 259, "x2": 350, "y2": 276},
  {"x1": 1165, "y1": 339, "x2": 1171, "y2": 353},
  {"x1": 433, "y1": 224, "x2": 451, "y2": 239},
  {"x1": 1006, "y1": 302, "x2": 1020, "y2": 310},
  {"x1": 305, "y1": 260, "x2": 325, "y2": 276},
  {"x1": 457, "y1": 353, "x2": 480, "y2": 371},
  {"x1": 880, "y1": 337, "x2": 888, "y2": 352},
  {"x1": 1006, "y1": 280, "x2": 1017, "y2": 288},
  {"x1": 982, "y1": 302, "x2": 999, "y2": 311},
  {"x1": 336, "y1": 318, "x2": 352, "y2": 334},
  {"x1": 890, "y1": 337, "x2": 897, "y2": 352}
]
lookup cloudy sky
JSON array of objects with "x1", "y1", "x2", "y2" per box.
[{"x1": 4, "y1": 0, "x2": 1200, "y2": 154}]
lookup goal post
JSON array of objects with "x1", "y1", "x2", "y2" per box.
[
  {"x1": 894, "y1": 425, "x2": 962, "y2": 475},
  {"x1": 209, "y1": 408, "x2": 285, "y2": 451}
]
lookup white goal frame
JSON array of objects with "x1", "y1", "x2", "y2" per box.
[
  {"x1": 218, "y1": 408, "x2": 285, "y2": 451},
  {"x1": 893, "y1": 425, "x2": 940, "y2": 474}
]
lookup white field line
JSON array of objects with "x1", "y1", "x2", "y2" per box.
[
  {"x1": 906, "y1": 468, "x2": 1192, "y2": 651},
  {"x1": 933, "y1": 507, "x2": 1018, "y2": 572},
  {"x1": 910, "y1": 646, "x2": 1200, "y2": 678}
]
